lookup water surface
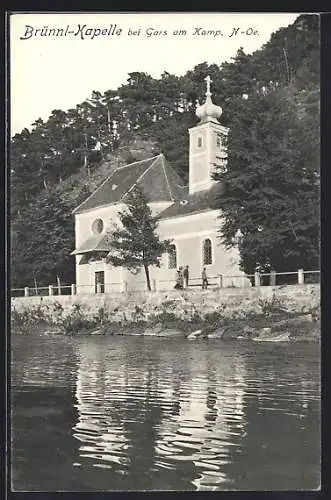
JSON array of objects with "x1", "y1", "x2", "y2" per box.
[{"x1": 11, "y1": 334, "x2": 320, "y2": 491}]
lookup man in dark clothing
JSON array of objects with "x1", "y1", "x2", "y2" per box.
[
  {"x1": 202, "y1": 267, "x2": 208, "y2": 289},
  {"x1": 183, "y1": 265, "x2": 189, "y2": 288},
  {"x1": 174, "y1": 268, "x2": 183, "y2": 289},
  {"x1": 179, "y1": 267, "x2": 184, "y2": 289}
]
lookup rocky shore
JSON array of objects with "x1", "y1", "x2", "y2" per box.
[{"x1": 11, "y1": 291, "x2": 320, "y2": 343}]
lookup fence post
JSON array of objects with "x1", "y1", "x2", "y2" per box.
[
  {"x1": 71, "y1": 284, "x2": 76, "y2": 296},
  {"x1": 48, "y1": 285, "x2": 53, "y2": 296},
  {"x1": 96, "y1": 283, "x2": 101, "y2": 294},
  {"x1": 219, "y1": 274, "x2": 223, "y2": 288},
  {"x1": 24, "y1": 287, "x2": 29, "y2": 297},
  {"x1": 254, "y1": 272, "x2": 261, "y2": 287},
  {"x1": 298, "y1": 268, "x2": 304, "y2": 285},
  {"x1": 270, "y1": 271, "x2": 276, "y2": 287},
  {"x1": 152, "y1": 279, "x2": 156, "y2": 291}
]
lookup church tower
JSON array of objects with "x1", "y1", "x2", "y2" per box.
[{"x1": 188, "y1": 75, "x2": 229, "y2": 195}]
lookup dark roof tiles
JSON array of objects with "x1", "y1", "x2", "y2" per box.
[
  {"x1": 158, "y1": 184, "x2": 223, "y2": 220},
  {"x1": 73, "y1": 154, "x2": 186, "y2": 214}
]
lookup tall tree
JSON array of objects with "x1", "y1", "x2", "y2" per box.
[
  {"x1": 105, "y1": 186, "x2": 171, "y2": 291},
  {"x1": 213, "y1": 86, "x2": 319, "y2": 276},
  {"x1": 119, "y1": 72, "x2": 158, "y2": 130},
  {"x1": 11, "y1": 189, "x2": 77, "y2": 287}
]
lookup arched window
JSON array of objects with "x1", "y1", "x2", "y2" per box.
[
  {"x1": 168, "y1": 244, "x2": 177, "y2": 269},
  {"x1": 202, "y1": 238, "x2": 212, "y2": 265},
  {"x1": 197, "y1": 136, "x2": 203, "y2": 148}
]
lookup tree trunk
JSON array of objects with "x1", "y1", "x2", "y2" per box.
[{"x1": 144, "y1": 264, "x2": 151, "y2": 291}]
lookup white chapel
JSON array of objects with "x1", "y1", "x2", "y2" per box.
[{"x1": 71, "y1": 76, "x2": 247, "y2": 293}]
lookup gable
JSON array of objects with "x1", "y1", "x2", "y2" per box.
[{"x1": 73, "y1": 154, "x2": 186, "y2": 214}]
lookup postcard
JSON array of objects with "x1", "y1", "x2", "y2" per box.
[{"x1": 9, "y1": 11, "x2": 320, "y2": 492}]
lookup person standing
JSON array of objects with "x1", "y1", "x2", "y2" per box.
[
  {"x1": 174, "y1": 269, "x2": 181, "y2": 289},
  {"x1": 202, "y1": 267, "x2": 208, "y2": 290},
  {"x1": 183, "y1": 265, "x2": 189, "y2": 289},
  {"x1": 179, "y1": 266, "x2": 184, "y2": 289}
]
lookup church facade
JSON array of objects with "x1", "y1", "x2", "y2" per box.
[{"x1": 71, "y1": 77, "x2": 248, "y2": 293}]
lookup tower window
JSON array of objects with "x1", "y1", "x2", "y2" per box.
[
  {"x1": 202, "y1": 238, "x2": 213, "y2": 265},
  {"x1": 197, "y1": 136, "x2": 203, "y2": 148},
  {"x1": 168, "y1": 244, "x2": 177, "y2": 269}
]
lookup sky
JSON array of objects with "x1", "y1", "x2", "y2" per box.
[{"x1": 10, "y1": 12, "x2": 300, "y2": 135}]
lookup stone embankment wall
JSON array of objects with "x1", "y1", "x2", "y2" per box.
[{"x1": 11, "y1": 284, "x2": 320, "y2": 323}]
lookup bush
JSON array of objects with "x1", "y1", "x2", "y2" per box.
[
  {"x1": 151, "y1": 311, "x2": 177, "y2": 324},
  {"x1": 61, "y1": 316, "x2": 97, "y2": 335},
  {"x1": 11, "y1": 304, "x2": 52, "y2": 333},
  {"x1": 203, "y1": 304, "x2": 226, "y2": 325},
  {"x1": 257, "y1": 294, "x2": 288, "y2": 317},
  {"x1": 131, "y1": 304, "x2": 146, "y2": 323},
  {"x1": 301, "y1": 303, "x2": 320, "y2": 321}
]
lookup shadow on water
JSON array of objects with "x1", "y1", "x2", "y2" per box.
[{"x1": 11, "y1": 334, "x2": 320, "y2": 491}]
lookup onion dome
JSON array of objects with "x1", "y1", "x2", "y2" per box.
[{"x1": 196, "y1": 75, "x2": 222, "y2": 123}]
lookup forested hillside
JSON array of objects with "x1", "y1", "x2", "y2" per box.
[{"x1": 10, "y1": 14, "x2": 319, "y2": 287}]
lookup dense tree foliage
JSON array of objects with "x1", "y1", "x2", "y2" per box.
[
  {"x1": 11, "y1": 186, "x2": 90, "y2": 287},
  {"x1": 105, "y1": 186, "x2": 171, "y2": 291},
  {"x1": 211, "y1": 14, "x2": 319, "y2": 275},
  {"x1": 11, "y1": 191, "x2": 74, "y2": 287},
  {"x1": 213, "y1": 86, "x2": 319, "y2": 275},
  {"x1": 10, "y1": 14, "x2": 319, "y2": 286}
]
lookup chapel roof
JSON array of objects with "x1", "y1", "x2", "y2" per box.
[
  {"x1": 70, "y1": 234, "x2": 110, "y2": 255},
  {"x1": 157, "y1": 183, "x2": 224, "y2": 220},
  {"x1": 73, "y1": 153, "x2": 186, "y2": 214}
]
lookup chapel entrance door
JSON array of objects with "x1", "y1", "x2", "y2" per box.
[{"x1": 95, "y1": 271, "x2": 105, "y2": 294}]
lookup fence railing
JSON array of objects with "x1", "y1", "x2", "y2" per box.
[{"x1": 10, "y1": 269, "x2": 320, "y2": 297}]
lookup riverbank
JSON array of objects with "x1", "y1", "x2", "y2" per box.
[{"x1": 11, "y1": 286, "x2": 320, "y2": 342}]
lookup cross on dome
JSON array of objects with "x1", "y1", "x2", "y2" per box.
[
  {"x1": 205, "y1": 75, "x2": 212, "y2": 96},
  {"x1": 195, "y1": 74, "x2": 222, "y2": 123}
]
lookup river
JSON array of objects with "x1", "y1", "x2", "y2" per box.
[{"x1": 10, "y1": 334, "x2": 320, "y2": 491}]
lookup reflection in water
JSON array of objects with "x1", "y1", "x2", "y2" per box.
[
  {"x1": 11, "y1": 335, "x2": 320, "y2": 491},
  {"x1": 152, "y1": 357, "x2": 247, "y2": 491},
  {"x1": 11, "y1": 335, "x2": 80, "y2": 491},
  {"x1": 74, "y1": 344, "x2": 129, "y2": 470}
]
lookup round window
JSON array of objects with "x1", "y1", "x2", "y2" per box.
[{"x1": 92, "y1": 218, "x2": 104, "y2": 234}]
